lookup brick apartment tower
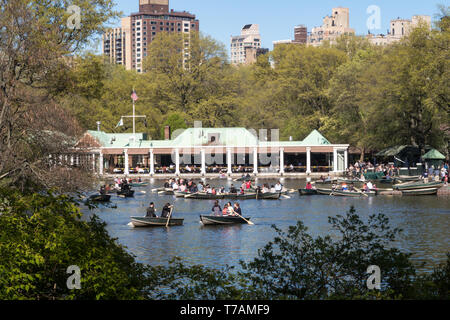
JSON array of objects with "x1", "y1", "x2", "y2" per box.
[
  {"x1": 293, "y1": 25, "x2": 307, "y2": 44},
  {"x1": 103, "y1": 0, "x2": 200, "y2": 73}
]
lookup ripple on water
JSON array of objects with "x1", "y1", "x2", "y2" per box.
[{"x1": 83, "y1": 179, "x2": 450, "y2": 272}]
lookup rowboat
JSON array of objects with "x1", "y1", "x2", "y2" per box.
[
  {"x1": 337, "y1": 178, "x2": 361, "y2": 183},
  {"x1": 185, "y1": 192, "x2": 225, "y2": 200},
  {"x1": 397, "y1": 175, "x2": 422, "y2": 182},
  {"x1": 332, "y1": 190, "x2": 377, "y2": 197},
  {"x1": 314, "y1": 179, "x2": 337, "y2": 185},
  {"x1": 401, "y1": 188, "x2": 438, "y2": 196},
  {"x1": 159, "y1": 188, "x2": 175, "y2": 195},
  {"x1": 88, "y1": 194, "x2": 111, "y2": 202},
  {"x1": 394, "y1": 181, "x2": 443, "y2": 191},
  {"x1": 299, "y1": 189, "x2": 318, "y2": 196},
  {"x1": 174, "y1": 191, "x2": 190, "y2": 198},
  {"x1": 256, "y1": 192, "x2": 282, "y2": 200},
  {"x1": 200, "y1": 215, "x2": 251, "y2": 225},
  {"x1": 130, "y1": 216, "x2": 184, "y2": 227},
  {"x1": 225, "y1": 193, "x2": 258, "y2": 200},
  {"x1": 316, "y1": 188, "x2": 333, "y2": 195},
  {"x1": 117, "y1": 189, "x2": 135, "y2": 197},
  {"x1": 129, "y1": 182, "x2": 149, "y2": 187}
]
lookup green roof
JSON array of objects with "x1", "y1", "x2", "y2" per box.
[
  {"x1": 302, "y1": 130, "x2": 331, "y2": 145},
  {"x1": 422, "y1": 149, "x2": 446, "y2": 160}
]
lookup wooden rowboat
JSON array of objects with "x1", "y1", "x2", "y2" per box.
[
  {"x1": 129, "y1": 182, "x2": 149, "y2": 187},
  {"x1": 200, "y1": 215, "x2": 251, "y2": 225},
  {"x1": 332, "y1": 190, "x2": 377, "y2": 197},
  {"x1": 88, "y1": 194, "x2": 111, "y2": 202},
  {"x1": 117, "y1": 189, "x2": 135, "y2": 197},
  {"x1": 185, "y1": 193, "x2": 225, "y2": 200},
  {"x1": 396, "y1": 175, "x2": 422, "y2": 182},
  {"x1": 174, "y1": 191, "x2": 190, "y2": 198},
  {"x1": 130, "y1": 217, "x2": 184, "y2": 227},
  {"x1": 159, "y1": 188, "x2": 175, "y2": 195},
  {"x1": 394, "y1": 181, "x2": 443, "y2": 191},
  {"x1": 299, "y1": 189, "x2": 318, "y2": 196},
  {"x1": 401, "y1": 188, "x2": 438, "y2": 196},
  {"x1": 256, "y1": 192, "x2": 282, "y2": 200},
  {"x1": 316, "y1": 188, "x2": 333, "y2": 195}
]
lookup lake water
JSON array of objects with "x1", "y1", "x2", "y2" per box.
[{"x1": 82, "y1": 178, "x2": 450, "y2": 272}]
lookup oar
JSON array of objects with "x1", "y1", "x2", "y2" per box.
[
  {"x1": 353, "y1": 186, "x2": 369, "y2": 197},
  {"x1": 229, "y1": 208, "x2": 254, "y2": 225},
  {"x1": 165, "y1": 206, "x2": 174, "y2": 228},
  {"x1": 281, "y1": 194, "x2": 291, "y2": 199}
]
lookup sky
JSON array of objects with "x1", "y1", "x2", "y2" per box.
[{"x1": 109, "y1": 0, "x2": 445, "y2": 51}]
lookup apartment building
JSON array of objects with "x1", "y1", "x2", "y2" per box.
[
  {"x1": 102, "y1": 0, "x2": 199, "y2": 72},
  {"x1": 307, "y1": 7, "x2": 355, "y2": 47},
  {"x1": 367, "y1": 15, "x2": 431, "y2": 46},
  {"x1": 230, "y1": 24, "x2": 262, "y2": 65}
]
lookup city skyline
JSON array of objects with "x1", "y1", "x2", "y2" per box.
[{"x1": 109, "y1": 0, "x2": 444, "y2": 52}]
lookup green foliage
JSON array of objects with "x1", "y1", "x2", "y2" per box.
[
  {"x1": 62, "y1": 8, "x2": 448, "y2": 155},
  {"x1": 0, "y1": 190, "x2": 148, "y2": 300},
  {"x1": 239, "y1": 206, "x2": 416, "y2": 300},
  {"x1": 0, "y1": 191, "x2": 448, "y2": 300}
]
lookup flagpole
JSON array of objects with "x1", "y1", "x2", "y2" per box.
[
  {"x1": 132, "y1": 88, "x2": 136, "y2": 142},
  {"x1": 133, "y1": 99, "x2": 136, "y2": 141}
]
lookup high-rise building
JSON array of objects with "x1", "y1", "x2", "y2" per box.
[
  {"x1": 273, "y1": 24, "x2": 308, "y2": 47},
  {"x1": 367, "y1": 15, "x2": 431, "y2": 46},
  {"x1": 230, "y1": 24, "x2": 261, "y2": 65},
  {"x1": 293, "y1": 25, "x2": 308, "y2": 44},
  {"x1": 102, "y1": 0, "x2": 199, "y2": 72},
  {"x1": 307, "y1": 7, "x2": 355, "y2": 47}
]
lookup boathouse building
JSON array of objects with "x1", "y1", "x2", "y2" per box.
[{"x1": 71, "y1": 127, "x2": 349, "y2": 176}]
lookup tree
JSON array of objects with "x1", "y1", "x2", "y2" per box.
[
  {"x1": 240, "y1": 207, "x2": 416, "y2": 300},
  {"x1": 0, "y1": 0, "x2": 119, "y2": 192}
]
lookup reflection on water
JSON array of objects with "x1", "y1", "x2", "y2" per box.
[{"x1": 82, "y1": 179, "x2": 450, "y2": 272}]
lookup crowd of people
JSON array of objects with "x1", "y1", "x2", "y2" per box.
[{"x1": 160, "y1": 178, "x2": 285, "y2": 195}]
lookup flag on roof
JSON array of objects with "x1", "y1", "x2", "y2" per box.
[
  {"x1": 115, "y1": 118, "x2": 123, "y2": 128},
  {"x1": 131, "y1": 90, "x2": 138, "y2": 101}
]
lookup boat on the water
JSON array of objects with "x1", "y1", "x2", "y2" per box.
[
  {"x1": 184, "y1": 192, "x2": 281, "y2": 200},
  {"x1": 401, "y1": 188, "x2": 438, "y2": 196},
  {"x1": 117, "y1": 189, "x2": 135, "y2": 197},
  {"x1": 256, "y1": 192, "x2": 282, "y2": 200},
  {"x1": 185, "y1": 192, "x2": 225, "y2": 200},
  {"x1": 332, "y1": 190, "x2": 377, "y2": 197},
  {"x1": 174, "y1": 191, "x2": 190, "y2": 198},
  {"x1": 396, "y1": 175, "x2": 422, "y2": 182},
  {"x1": 88, "y1": 194, "x2": 111, "y2": 202},
  {"x1": 314, "y1": 179, "x2": 337, "y2": 185},
  {"x1": 200, "y1": 215, "x2": 251, "y2": 225},
  {"x1": 130, "y1": 217, "x2": 184, "y2": 227},
  {"x1": 159, "y1": 188, "x2": 175, "y2": 195},
  {"x1": 337, "y1": 178, "x2": 361, "y2": 183},
  {"x1": 129, "y1": 182, "x2": 149, "y2": 187},
  {"x1": 299, "y1": 189, "x2": 318, "y2": 196},
  {"x1": 316, "y1": 188, "x2": 333, "y2": 195},
  {"x1": 394, "y1": 181, "x2": 443, "y2": 191}
]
